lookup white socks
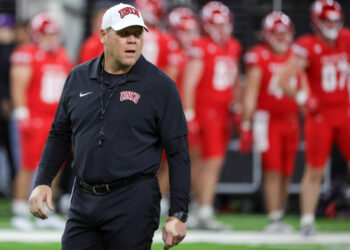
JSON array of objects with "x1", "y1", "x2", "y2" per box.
[
  {"x1": 301, "y1": 214, "x2": 315, "y2": 226},
  {"x1": 268, "y1": 210, "x2": 284, "y2": 223},
  {"x1": 12, "y1": 200, "x2": 31, "y2": 217},
  {"x1": 198, "y1": 205, "x2": 214, "y2": 220}
]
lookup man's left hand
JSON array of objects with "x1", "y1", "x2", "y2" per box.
[{"x1": 162, "y1": 216, "x2": 186, "y2": 249}]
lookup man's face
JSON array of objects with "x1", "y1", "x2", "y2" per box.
[
  {"x1": 101, "y1": 26, "x2": 144, "y2": 68},
  {"x1": 176, "y1": 27, "x2": 199, "y2": 48},
  {"x1": 37, "y1": 32, "x2": 61, "y2": 52},
  {"x1": 318, "y1": 18, "x2": 342, "y2": 41},
  {"x1": 205, "y1": 22, "x2": 232, "y2": 44}
]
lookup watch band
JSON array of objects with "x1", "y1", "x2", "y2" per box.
[{"x1": 170, "y1": 211, "x2": 188, "y2": 223}]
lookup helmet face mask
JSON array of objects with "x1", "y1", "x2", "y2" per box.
[
  {"x1": 311, "y1": 0, "x2": 343, "y2": 41},
  {"x1": 200, "y1": 1, "x2": 233, "y2": 43},
  {"x1": 262, "y1": 11, "x2": 294, "y2": 53}
]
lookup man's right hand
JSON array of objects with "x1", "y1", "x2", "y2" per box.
[
  {"x1": 304, "y1": 95, "x2": 320, "y2": 115},
  {"x1": 28, "y1": 185, "x2": 54, "y2": 220},
  {"x1": 13, "y1": 106, "x2": 31, "y2": 131},
  {"x1": 239, "y1": 122, "x2": 253, "y2": 153},
  {"x1": 295, "y1": 91, "x2": 320, "y2": 115}
]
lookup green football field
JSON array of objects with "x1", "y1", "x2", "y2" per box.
[
  {"x1": 1, "y1": 242, "x2": 350, "y2": 250},
  {"x1": 1, "y1": 198, "x2": 350, "y2": 250}
]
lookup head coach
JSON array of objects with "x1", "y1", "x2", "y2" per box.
[{"x1": 28, "y1": 3, "x2": 190, "y2": 250}]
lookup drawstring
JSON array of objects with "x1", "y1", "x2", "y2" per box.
[{"x1": 98, "y1": 60, "x2": 127, "y2": 147}]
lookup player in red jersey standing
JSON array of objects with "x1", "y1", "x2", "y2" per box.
[
  {"x1": 241, "y1": 11, "x2": 307, "y2": 233},
  {"x1": 277, "y1": 0, "x2": 350, "y2": 236},
  {"x1": 166, "y1": 6, "x2": 202, "y2": 217},
  {"x1": 183, "y1": 1, "x2": 241, "y2": 230},
  {"x1": 10, "y1": 13, "x2": 72, "y2": 230},
  {"x1": 134, "y1": 0, "x2": 178, "y2": 76}
]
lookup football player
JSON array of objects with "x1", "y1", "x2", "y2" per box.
[
  {"x1": 166, "y1": 6, "x2": 202, "y2": 220},
  {"x1": 134, "y1": 0, "x2": 178, "y2": 75},
  {"x1": 276, "y1": 0, "x2": 350, "y2": 236},
  {"x1": 241, "y1": 11, "x2": 307, "y2": 233},
  {"x1": 183, "y1": 1, "x2": 241, "y2": 230},
  {"x1": 10, "y1": 13, "x2": 72, "y2": 230}
]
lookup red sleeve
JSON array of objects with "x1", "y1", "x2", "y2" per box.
[
  {"x1": 291, "y1": 35, "x2": 313, "y2": 61},
  {"x1": 244, "y1": 46, "x2": 262, "y2": 68},
  {"x1": 339, "y1": 28, "x2": 350, "y2": 58},
  {"x1": 187, "y1": 38, "x2": 205, "y2": 60},
  {"x1": 10, "y1": 45, "x2": 34, "y2": 66},
  {"x1": 78, "y1": 35, "x2": 104, "y2": 64}
]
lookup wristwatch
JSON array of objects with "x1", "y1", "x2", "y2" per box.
[{"x1": 170, "y1": 211, "x2": 188, "y2": 223}]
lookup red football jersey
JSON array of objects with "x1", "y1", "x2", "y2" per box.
[
  {"x1": 166, "y1": 38, "x2": 187, "y2": 100},
  {"x1": 11, "y1": 43, "x2": 72, "y2": 117},
  {"x1": 142, "y1": 26, "x2": 181, "y2": 71},
  {"x1": 244, "y1": 44, "x2": 299, "y2": 116},
  {"x1": 78, "y1": 32, "x2": 103, "y2": 64},
  {"x1": 189, "y1": 36, "x2": 242, "y2": 104},
  {"x1": 292, "y1": 28, "x2": 350, "y2": 107}
]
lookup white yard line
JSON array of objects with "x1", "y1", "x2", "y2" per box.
[{"x1": 0, "y1": 230, "x2": 350, "y2": 245}]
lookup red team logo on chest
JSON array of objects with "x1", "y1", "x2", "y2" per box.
[{"x1": 120, "y1": 91, "x2": 141, "y2": 104}]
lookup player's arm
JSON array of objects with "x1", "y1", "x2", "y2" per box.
[
  {"x1": 182, "y1": 58, "x2": 203, "y2": 120},
  {"x1": 276, "y1": 55, "x2": 307, "y2": 98},
  {"x1": 231, "y1": 68, "x2": 243, "y2": 124},
  {"x1": 10, "y1": 64, "x2": 32, "y2": 120},
  {"x1": 29, "y1": 73, "x2": 73, "y2": 220},
  {"x1": 239, "y1": 66, "x2": 262, "y2": 153},
  {"x1": 277, "y1": 55, "x2": 319, "y2": 113},
  {"x1": 242, "y1": 66, "x2": 262, "y2": 123},
  {"x1": 163, "y1": 64, "x2": 179, "y2": 82}
]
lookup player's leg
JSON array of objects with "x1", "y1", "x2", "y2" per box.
[
  {"x1": 11, "y1": 124, "x2": 38, "y2": 231},
  {"x1": 278, "y1": 119, "x2": 299, "y2": 232},
  {"x1": 190, "y1": 146, "x2": 201, "y2": 200},
  {"x1": 186, "y1": 144, "x2": 202, "y2": 228},
  {"x1": 157, "y1": 154, "x2": 169, "y2": 216},
  {"x1": 335, "y1": 110, "x2": 350, "y2": 187},
  {"x1": 196, "y1": 115, "x2": 229, "y2": 230},
  {"x1": 301, "y1": 115, "x2": 332, "y2": 235},
  {"x1": 261, "y1": 119, "x2": 285, "y2": 232}
]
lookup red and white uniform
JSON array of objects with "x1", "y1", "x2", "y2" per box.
[
  {"x1": 245, "y1": 44, "x2": 300, "y2": 176},
  {"x1": 191, "y1": 36, "x2": 241, "y2": 158},
  {"x1": 78, "y1": 32, "x2": 103, "y2": 64},
  {"x1": 292, "y1": 29, "x2": 350, "y2": 166},
  {"x1": 11, "y1": 43, "x2": 71, "y2": 169},
  {"x1": 142, "y1": 26, "x2": 178, "y2": 71}
]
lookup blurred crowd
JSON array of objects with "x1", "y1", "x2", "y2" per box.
[{"x1": 0, "y1": 0, "x2": 350, "y2": 236}]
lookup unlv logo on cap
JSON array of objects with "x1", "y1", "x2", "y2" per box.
[{"x1": 119, "y1": 7, "x2": 140, "y2": 19}]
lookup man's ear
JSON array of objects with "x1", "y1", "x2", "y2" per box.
[{"x1": 100, "y1": 28, "x2": 106, "y2": 43}]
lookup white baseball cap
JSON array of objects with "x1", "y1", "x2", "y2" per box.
[{"x1": 101, "y1": 3, "x2": 149, "y2": 32}]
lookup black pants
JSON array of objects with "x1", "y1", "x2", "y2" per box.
[{"x1": 62, "y1": 176, "x2": 161, "y2": 250}]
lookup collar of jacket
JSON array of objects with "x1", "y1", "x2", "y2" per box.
[{"x1": 89, "y1": 53, "x2": 148, "y2": 84}]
